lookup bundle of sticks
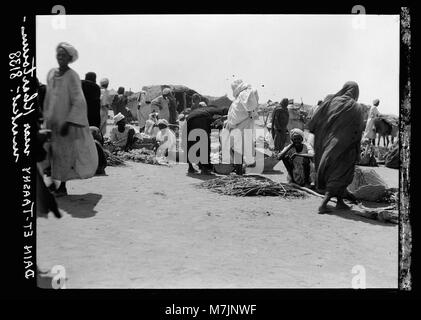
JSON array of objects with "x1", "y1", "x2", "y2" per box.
[
  {"x1": 116, "y1": 149, "x2": 158, "y2": 165},
  {"x1": 198, "y1": 174, "x2": 306, "y2": 198},
  {"x1": 104, "y1": 149, "x2": 126, "y2": 166}
]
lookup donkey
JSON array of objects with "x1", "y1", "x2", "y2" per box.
[{"x1": 373, "y1": 117, "x2": 393, "y2": 147}]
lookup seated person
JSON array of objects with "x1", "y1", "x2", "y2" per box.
[
  {"x1": 90, "y1": 126, "x2": 107, "y2": 175},
  {"x1": 109, "y1": 113, "x2": 137, "y2": 151},
  {"x1": 144, "y1": 112, "x2": 159, "y2": 138},
  {"x1": 155, "y1": 119, "x2": 177, "y2": 159},
  {"x1": 277, "y1": 128, "x2": 314, "y2": 188}
]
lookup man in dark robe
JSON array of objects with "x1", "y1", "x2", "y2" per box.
[
  {"x1": 271, "y1": 98, "x2": 290, "y2": 152},
  {"x1": 81, "y1": 72, "x2": 101, "y2": 128},
  {"x1": 185, "y1": 105, "x2": 229, "y2": 174},
  {"x1": 111, "y1": 86, "x2": 130, "y2": 119}
]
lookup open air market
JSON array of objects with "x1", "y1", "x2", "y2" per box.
[{"x1": 35, "y1": 15, "x2": 400, "y2": 288}]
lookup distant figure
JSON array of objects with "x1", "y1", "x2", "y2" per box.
[
  {"x1": 111, "y1": 87, "x2": 130, "y2": 119},
  {"x1": 43, "y1": 42, "x2": 98, "y2": 196},
  {"x1": 136, "y1": 91, "x2": 150, "y2": 132},
  {"x1": 363, "y1": 98, "x2": 381, "y2": 145},
  {"x1": 271, "y1": 98, "x2": 290, "y2": 152},
  {"x1": 191, "y1": 93, "x2": 202, "y2": 111},
  {"x1": 99, "y1": 78, "x2": 112, "y2": 136},
  {"x1": 155, "y1": 119, "x2": 177, "y2": 158},
  {"x1": 307, "y1": 81, "x2": 365, "y2": 214},
  {"x1": 307, "y1": 100, "x2": 323, "y2": 121},
  {"x1": 110, "y1": 113, "x2": 137, "y2": 151},
  {"x1": 81, "y1": 72, "x2": 101, "y2": 128},
  {"x1": 277, "y1": 128, "x2": 314, "y2": 187},
  {"x1": 151, "y1": 88, "x2": 174, "y2": 123},
  {"x1": 144, "y1": 112, "x2": 159, "y2": 138}
]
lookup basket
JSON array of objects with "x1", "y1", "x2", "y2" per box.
[
  {"x1": 213, "y1": 163, "x2": 235, "y2": 174},
  {"x1": 255, "y1": 149, "x2": 280, "y2": 172}
]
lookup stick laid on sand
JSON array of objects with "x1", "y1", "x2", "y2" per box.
[{"x1": 288, "y1": 182, "x2": 338, "y2": 205}]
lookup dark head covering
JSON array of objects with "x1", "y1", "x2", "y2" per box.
[
  {"x1": 85, "y1": 72, "x2": 97, "y2": 83},
  {"x1": 89, "y1": 126, "x2": 103, "y2": 144},
  {"x1": 192, "y1": 93, "x2": 201, "y2": 101},
  {"x1": 307, "y1": 81, "x2": 364, "y2": 196},
  {"x1": 373, "y1": 99, "x2": 380, "y2": 106},
  {"x1": 318, "y1": 81, "x2": 359, "y2": 115},
  {"x1": 117, "y1": 87, "x2": 125, "y2": 95},
  {"x1": 280, "y1": 98, "x2": 289, "y2": 108}
]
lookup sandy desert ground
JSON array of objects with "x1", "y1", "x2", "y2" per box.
[
  {"x1": 37, "y1": 163, "x2": 398, "y2": 289},
  {"x1": 37, "y1": 116, "x2": 399, "y2": 289}
]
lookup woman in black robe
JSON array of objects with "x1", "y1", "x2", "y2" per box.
[{"x1": 307, "y1": 81, "x2": 365, "y2": 214}]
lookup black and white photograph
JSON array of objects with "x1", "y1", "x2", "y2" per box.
[{"x1": 5, "y1": 5, "x2": 414, "y2": 298}]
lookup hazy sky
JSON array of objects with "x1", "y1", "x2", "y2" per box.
[{"x1": 36, "y1": 14, "x2": 400, "y2": 114}]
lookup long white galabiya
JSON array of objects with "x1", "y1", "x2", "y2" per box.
[
  {"x1": 221, "y1": 79, "x2": 259, "y2": 165},
  {"x1": 56, "y1": 42, "x2": 79, "y2": 63},
  {"x1": 43, "y1": 44, "x2": 98, "y2": 183}
]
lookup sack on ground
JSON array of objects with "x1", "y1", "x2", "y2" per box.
[{"x1": 347, "y1": 167, "x2": 388, "y2": 202}]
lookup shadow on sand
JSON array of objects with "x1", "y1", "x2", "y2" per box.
[
  {"x1": 57, "y1": 193, "x2": 102, "y2": 218},
  {"x1": 186, "y1": 172, "x2": 219, "y2": 181}
]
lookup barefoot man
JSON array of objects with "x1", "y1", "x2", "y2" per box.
[{"x1": 307, "y1": 81, "x2": 365, "y2": 214}]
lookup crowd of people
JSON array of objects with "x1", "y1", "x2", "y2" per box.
[{"x1": 36, "y1": 41, "x2": 391, "y2": 215}]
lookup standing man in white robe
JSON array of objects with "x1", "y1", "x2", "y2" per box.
[
  {"x1": 43, "y1": 42, "x2": 98, "y2": 196},
  {"x1": 221, "y1": 79, "x2": 259, "y2": 175}
]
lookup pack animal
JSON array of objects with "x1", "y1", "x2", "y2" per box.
[{"x1": 373, "y1": 117, "x2": 393, "y2": 147}]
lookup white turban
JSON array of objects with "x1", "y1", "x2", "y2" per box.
[
  {"x1": 162, "y1": 88, "x2": 171, "y2": 95},
  {"x1": 290, "y1": 128, "x2": 305, "y2": 140},
  {"x1": 100, "y1": 78, "x2": 109, "y2": 86},
  {"x1": 231, "y1": 79, "x2": 252, "y2": 98},
  {"x1": 157, "y1": 119, "x2": 169, "y2": 127},
  {"x1": 113, "y1": 112, "x2": 125, "y2": 124},
  {"x1": 56, "y1": 42, "x2": 79, "y2": 63}
]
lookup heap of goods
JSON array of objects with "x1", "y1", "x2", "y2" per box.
[
  {"x1": 103, "y1": 137, "x2": 119, "y2": 154},
  {"x1": 103, "y1": 137, "x2": 162, "y2": 166},
  {"x1": 104, "y1": 149, "x2": 125, "y2": 166},
  {"x1": 198, "y1": 174, "x2": 306, "y2": 198},
  {"x1": 359, "y1": 142, "x2": 377, "y2": 166},
  {"x1": 374, "y1": 146, "x2": 389, "y2": 162},
  {"x1": 385, "y1": 142, "x2": 399, "y2": 169},
  {"x1": 378, "y1": 187, "x2": 398, "y2": 206},
  {"x1": 347, "y1": 167, "x2": 388, "y2": 202},
  {"x1": 116, "y1": 149, "x2": 161, "y2": 165}
]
